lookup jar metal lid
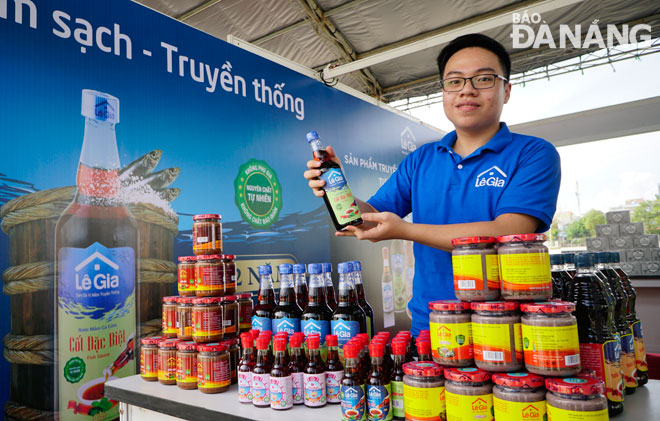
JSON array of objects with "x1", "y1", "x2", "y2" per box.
[
  {"x1": 194, "y1": 297, "x2": 222, "y2": 305},
  {"x1": 197, "y1": 254, "x2": 223, "y2": 260},
  {"x1": 158, "y1": 339, "x2": 181, "y2": 349},
  {"x1": 178, "y1": 256, "x2": 196, "y2": 262},
  {"x1": 545, "y1": 377, "x2": 605, "y2": 396},
  {"x1": 193, "y1": 214, "x2": 221, "y2": 220},
  {"x1": 197, "y1": 342, "x2": 229, "y2": 353},
  {"x1": 237, "y1": 293, "x2": 252, "y2": 299},
  {"x1": 444, "y1": 367, "x2": 492, "y2": 383},
  {"x1": 177, "y1": 297, "x2": 195, "y2": 304},
  {"x1": 177, "y1": 341, "x2": 198, "y2": 351},
  {"x1": 493, "y1": 372, "x2": 544, "y2": 388},
  {"x1": 521, "y1": 301, "x2": 575, "y2": 314},
  {"x1": 162, "y1": 296, "x2": 178, "y2": 304},
  {"x1": 497, "y1": 233, "x2": 547, "y2": 243},
  {"x1": 141, "y1": 336, "x2": 163, "y2": 346},
  {"x1": 471, "y1": 301, "x2": 519, "y2": 312},
  {"x1": 429, "y1": 300, "x2": 471, "y2": 311},
  {"x1": 222, "y1": 254, "x2": 236, "y2": 260},
  {"x1": 220, "y1": 295, "x2": 237, "y2": 302},
  {"x1": 451, "y1": 236, "x2": 496, "y2": 245},
  {"x1": 403, "y1": 361, "x2": 444, "y2": 377}
]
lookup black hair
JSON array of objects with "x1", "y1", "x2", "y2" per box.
[{"x1": 437, "y1": 33, "x2": 511, "y2": 80}]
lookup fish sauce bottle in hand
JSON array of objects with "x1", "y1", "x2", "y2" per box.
[{"x1": 306, "y1": 131, "x2": 362, "y2": 231}]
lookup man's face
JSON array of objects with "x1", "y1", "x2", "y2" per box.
[{"x1": 442, "y1": 47, "x2": 511, "y2": 134}]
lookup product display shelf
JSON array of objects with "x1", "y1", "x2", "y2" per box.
[{"x1": 106, "y1": 375, "x2": 660, "y2": 421}]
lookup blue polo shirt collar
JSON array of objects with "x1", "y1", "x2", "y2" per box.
[{"x1": 437, "y1": 122, "x2": 513, "y2": 155}]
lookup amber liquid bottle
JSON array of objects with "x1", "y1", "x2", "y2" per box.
[
  {"x1": 273, "y1": 264, "x2": 303, "y2": 335},
  {"x1": 270, "y1": 338, "x2": 293, "y2": 410},
  {"x1": 323, "y1": 263, "x2": 338, "y2": 311},
  {"x1": 340, "y1": 343, "x2": 366, "y2": 421},
  {"x1": 252, "y1": 336, "x2": 272, "y2": 407},
  {"x1": 55, "y1": 90, "x2": 138, "y2": 420},
  {"x1": 238, "y1": 333, "x2": 256, "y2": 404},
  {"x1": 304, "y1": 335, "x2": 327, "y2": 408},
  {"x1": 352, "y1": 261, "x2": 375, "y2": 339},
  {"x1": 416, "y1": 339, "x2": 432, "y2": 362},
  {"x1": 288, "y1": 335, "x2": 307, "y2": 405},
  {"x1": 306, "y1": 130, "x2": 363, "y2": 231},
  {"x1": 390, "y1": 341, "x2": 406, "y2": 420},
  {"x1": 325, "y1": 334, "x2": 344, "y2": 404},
  {"x1": 302, "y1": 264, "x2": 333, "y2": 351},
  {"x1": 332, "y1": 263, "x2": 367, "y2": 350},
  {"x1": 293, "y1": 264, "x2": 309, "y2": 311},
  {"x1": 251, "y1": 265, "x2": 276, "y2": 332},
  {"x1": 366, "y1": 343, "x2": 393, "y2": 421},
  {"x1": 550, "y1": 254, "x2": 570, "y2": 300}
]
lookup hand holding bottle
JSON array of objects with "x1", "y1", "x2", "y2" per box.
[
  {"x1": 341, "y1": 212, "x2": 408, "y2": 241},
  {"x1": 304, "y1": 145, "x2": 341, "y2": 197}
]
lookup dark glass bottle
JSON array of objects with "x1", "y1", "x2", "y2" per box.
[
  {"x1": 571, "y1": 253, "x2": 624, "y2": 417},
  {"x1": 288, "y1": 335, "x2": 306, "y2": 405},
  {"x1": 390, "y1": 341, "x2": 406, "y2": 420},
  {"x1": 325, "y1": 334, "x2": 344, "y2": 404},
  {"x1": 332, "y1": 262, "x2": 367, "y2": 348},
  {"x1": 340, "y1": 343, "x2": 366, "y2": 421},
  {"x1": 270, "y1": 338, "x2": 293, "y2": 410},
  {"x1": 304, "y1": 335, "x2": 327, "y2": 407},
  {"x1": 293, "y1": 264, "x2": 309, "y2": 311},
  {"x1": 306, "y1": 130, "x2": 363, "y2": 231},
  {"x1": 563, "y1": 252, "x2": 577, "y2": 278},
  {"x1": 238, "y1": 332, "x2": 256, "y2": 404},
  {"x1": 302, "y1": 264, "x2": 333, "y2": 352},
  {"x1": 366, "y1": 343, "x2": 393, "y2": 421},
  {"x1": 373, "y1": 335, "x2": 393, "y2": 376},
  {"x1": 610, "y1": 251, "x2": 648, "y2": 386},
  {"x1": 323, "y1": 263, "x2": 338, "y2": 311},
  {"x1": 550, "y1": 254, "x2": 570, "y2": 300},
  {"x1": 352, "y1": 261, "x2": 375, "y2": 339},
  {"x1": 252, "y1": 336, "x2": 273, "y2": 407},
  {"x1": 273, "y1": 264, "x2": 303, "y2": 336},
  {"x1": 251, "y1": 265, "x2": 276, "y2": 333}
]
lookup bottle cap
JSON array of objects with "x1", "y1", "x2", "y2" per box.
[
  {"x1": 416, "y1": 340, "x2": 431, "y2": 355},
  {"x1": 198, "y1": 342, "x2": 229, "y2": 353},
  {"x1": 338, "y1": 262, "x2": 354, "y2": 274},
  {"x1": 178, "y1": 256, "x2": 196, "y2": 262},
  {"x1": 520, "y1": 301, "x2": 575, "y2": 314},
  {"x1": 545, "y1": 377, "x2": 605, "y2": 396},
  {"x1": 308, "y1": 264, "x2": 323, "y2": 274},
  {"x1": 158, "y1": 339, "x2": 181, "y2": 349},
  {"x1": 444, "y1": 367, "x2": 492, "y2": 383},
  {"x1": 261, "y1": 330, "x2": 273, "y2": 337},
  {"x1": 550, "y1": 254, "x2": 564, "y2": 265},
  {"x1": 596, "y1": 252, "x2": 611, "y2": 264},
  {"x1": 352, "y1": 261, "x2": 362, "y2": 271},
  {"x1": 403, "y1": 362, "x2": 444, "y2": 377},
  {"x1": 219, "y1": 295, "x2": 237, "y2": 302},
  {"x1": 222, "y1": 254, "x2": 235, "y2": 260},
  {"x1": 575, "y1": 253, "x2": 595, "y2": 268},
  {"x1": 493, "y1": 372, "x2": 545, "y2": 389},
  {"x1": 369, "y1": 343, "x2": 384, "y2": 358},
  {"x1": 258, "y1": 265, "x2": 272, "y2": 275},
  {"x1": 471, "y1": 301, "x2": 519, "y2": 312},
  {"x1": 306, "y1": 130, "x2": 320, "y2": 143},
  {"x1": 609, "y1": 251, "x2": 621, "y2": 263},
  {"x1": 249, "y1": 329, "x2": 260, "y2": 341},
  {"x1": 176, "y1": 296, "x2": 195, "y2": 304},
  {"x1": 562, "y1": 253, "x2": 576, "y2": 264},
  {"x1": 196, "y1": 254, "x2": 222, "y2": 260},
  {"x1": 293, "y1": 264, "x2": 306, "y2": 274},
  {"x1": 343, "y1": 343, "x2": 358, "y2": 359},
  {"x1": 326, "y1": 334, "x2": 338, "y2": 347},
  {"x1": 162, "y1": 296, "x2": 178, "y2": 304},
  {"x1": 237, "y1": 293, "x2": 252, "y2": 299},
  {"x1": 240, "y1": 333, "x2": 253, "y2": 349},
  {"x1": 81, "y1": 89, "x2": 119, "y2": 123},
  {"x1": 193, "y1": 297, "x2": 222, "y2": 305},
  {"x1": 322, "y1": 263, "x2": 333, "y2": 273},
  {"x1": 177, "y1": 341, "x2": 198, "y2": 351},
  {"x1": 391, "y1": 341, "x2": 406, "y2": 356},
  {"x1": 141, "y1": 336, "x2": 163, "y2": 346},
  {"x1": 289, "y1": 335, "x2": 301, "y2": 348},
  {"x1": 279, "y1": 263, "x2": 293, "y2": 275},
  {"x1": 428, "y1": 300, "x2": 471, "y2": 311},
  {"x1": 497, "y1": 233, "x2": 547, "y2": 243},
  {"x1": 256, "y1": 337, "x2": 270, "y2": 350},
  {"x1": 307, "y1": 335, "x2": 320, "y2": 350},
  {"x1": 192, "y1": 214, "x2": 221, "y2": 220},
  {"x1": 273, "y1": 338, "x2": 287, "y2": 352},
  {"x1": 451, "y1": 236, "x2": 496, "y2": 245}
]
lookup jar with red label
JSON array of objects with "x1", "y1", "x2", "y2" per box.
[
  {"x1": 162, "y1": 296, "x2": 178, "y2": 338},
  {"x1": 195, "y1": 254, "x2": 224, "y2": 297},
  {"x1": 176, "y1": 341, "x2": 198, "y2": 390},
  {"x1": 193, "y1": 297, "x2": 223, "y2": 343},
  {"x1": 493, "y1": 373, "x2": 546, "y2": 421},
  {"x1": 220, "y1": 295, "x2": 238, "y2": 338},
  {"x1": 178, "y1": 256, "x2": 197, "y2": 296},
  {"x1": 444, "y1": 368, "x2": 493, "y2": 421},
  {"x1": 192, "y1": 214, "x2": 222, "y2": 255},
  {"x1": 140, "y1": 336, "x2": 162, "y2": 381},
  {"x1": 158, "y1": 339, "x2": 181, "y2": 385},
  {"x1": 177, "y1": 297, "x2": 194, "y2": 341},
  {"x1": 497, "y1": 234, "x2": 552, "y2": 301},
  {"x1": 223, "y1": 254, "x2": 237, "y2": 295},
  {"x1": 237, "y1": 293, "x2": 253, "y2": 333},
  {"x1": 428, "y1": 300, "x2": 473, "y2": 367},
  {"x1": 198, "y1": 342, "x2": 231, "y2": 393},
  {"x1": 451, "y1": 236, "x2": 500, "y2": 301}
]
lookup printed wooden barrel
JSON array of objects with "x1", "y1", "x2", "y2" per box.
[{"x1": 1, "y1": 186, "x2": 177, "y2": 420}]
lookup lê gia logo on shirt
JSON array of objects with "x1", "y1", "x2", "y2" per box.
[{"x1": 475, "y1": 166, "x2": 507, "y2": 188}]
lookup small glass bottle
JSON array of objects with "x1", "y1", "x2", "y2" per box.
[
  {"x1": 294, "y1": 264, "x2": 309, "y2": 311},
  {"x1": 340, "y1": 343, "x2": 367, "y2": 421},
  {"x1": 304, "y1": 335, "x2": 327, "y2": 407},
  {"x1": 252, "y1": 336, "x2": 272, "y2": 407},
  {"x1": 324, "y1": 262, "x2": 339, "y2": 311},
  {"x1": 288, "y1": 334, "x2": 307, "y2": 405},
  {"x1": 237, "y1": 332, "x2": 256, "y2": 404},
  {"x1": 251, "y1": 265, "x2": 275, "y2": 332},
  {"x1": 273, "y1": 263, "x2": 303, "y2": 335},
  {"x1": 270, "y1": 338, "x2": 293, "y2": 410},
  {"x1": 416, "y1": 339, "x2": 432, "y2": 362},
  {"x1": 390, "y1": 341, "x2": 406, "y2": 420},
  {"x1": 325, "y1": 334, "x2": 344, "y2": 404},
  {"x1": 367, "y1": 342, "x2": 393, "y2": 421},
  {"x1": 352, "y1": 261, "x2": 375, "y2": 339}
]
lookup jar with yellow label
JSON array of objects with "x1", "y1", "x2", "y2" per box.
[
  {"x1": 402, "y1": 362, "x2": 446, "y2": 421},
  {"x1": 223, "y1": 254, "x2": 237, "y2": 295},
  {"x1": 545, "y1": 377, "x2": 608, "y2": 420},
  {"x1": 176, "y1": 341, "x2": 198, "y2": 390},
  {"x1": 140, "y1": 336, "x2": 162, "y2": 381},
  {"x1": 451, "y1": 237, "x2": 500, "y2": 301},
  {"x1": 497, "y1": 234, "x2": 552, "y2": 301},
  {"x1": 470, "y1": 301, "x2": 523, "y2": 372},
  {"x1": 521, "y1": 301, "x2": 581, "y2": 377},
  {"x1": 195, "y1": 254, "x2": 224, "y2": 297},
  {"x1": 444, "y1": 368, "x2": 493, "y2": 421},
  {"x1": 429, "y1": 300, "x2": 473, "y2": 367},
  {"x1": 193, "y1": 297, "x2": 223, "y2": 343},
  {"x1": 158, "y1": 339, "x2": 181, "y2": 385},
  {"x1": 192, "y1": 213, "x2": 222, "y2": 255},
  {"x1": 162, "y1": 296, "x2": 178, "y2": 338},
  {"x1": 493, "y1": 373, "x2": 546, "y2": 421},
  {"x1": 177, "y1": 297, "x2": 194, "y2": 341},
  {"x1": 177, "y1": 256, "x2": 197, "y2": 296},
  {"x1": 197, "y1": 342, "x2": 231, "y2": 394}
]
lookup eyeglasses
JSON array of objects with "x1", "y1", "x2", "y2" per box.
[{"x1": 440, "y1": 74, "x2": 508, "y2": 92}]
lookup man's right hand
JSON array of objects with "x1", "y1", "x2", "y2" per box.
[{"x1": 303, "y1": 145, "x2": 341, "y2": 197}]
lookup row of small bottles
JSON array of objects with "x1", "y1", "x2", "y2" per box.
[
  {"x1": 251, "y1": 262, "x2": 375, "y2": 347},
  {"x1": 551, "y1": 251, "x2": 648, "y2": 417}
]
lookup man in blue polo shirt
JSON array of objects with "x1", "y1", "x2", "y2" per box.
[{"x1": 304, "y1": 34, "x2": 561, "y2": 336}]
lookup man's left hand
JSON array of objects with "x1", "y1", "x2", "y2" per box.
[{"x1": 336, "y1": 212, "x2": 407, "y2": 242}]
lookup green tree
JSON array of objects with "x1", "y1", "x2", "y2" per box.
[
  {"x1": 581, "y1": 209, "x2": 606, "y2": 236},
  {"x1": 632, "y1": 198, "x2": 660, "y2": 235},
  {"x1": 566, "y1": 219, "x2": 589, "y2": 242}
]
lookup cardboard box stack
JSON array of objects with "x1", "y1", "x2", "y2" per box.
[{"x1": 585, "y1": 210, "x2": 660, "y2": 277}]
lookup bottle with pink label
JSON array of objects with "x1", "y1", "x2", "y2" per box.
[
  {"x1": 237, "y1": 332, "x2": 256, "y2": 403},
  {"x1": 304, "y1": 335, "x2": 327, "y2": 407},
  {"x1": 252, "y1": 336, "x2": 272, "y2": 407},
  {"x1": 270, "y1": 337, "x2": 293, "y2": 410},
  {"x1": 288, "y1": 333, "x2": 306, "y2": 405},
  {"x1": 325, "y1": 334, "x2": 344, "y2": 403}
]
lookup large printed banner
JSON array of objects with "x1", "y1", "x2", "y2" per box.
[{"x1": 0, "y1": 0, "x2": 441, "y2": 418}]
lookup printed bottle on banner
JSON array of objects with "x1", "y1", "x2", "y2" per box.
[
  {"x1": 55, "y1": 90, "x2": 137, "y2": 421},
  {"x1": 302, "y1": 264, "x2": 333, "y2": 352},
  {"x1": 252, "y1": 336, "x2": 273, "y2": 407},
  {"x1": 304, "y1": 335, "x2": 327, "y2": 407},
  {"x1": 325, "y1": 334, "x2": 345, "y2": 404},
  {"x1": 340, "y1": 343, "x2": 367, "y2": 421},
  {"x1": 332, "y1": 262, "x2": 367, "y2": 349},
  {"x1": 306, "y1": 130, "x2": 363, "y2": 231},
  {"x1": 288, "y1": 334, "x2": 307, "y2": 405},
  {"x1": 367, "y1": 342, "x2": 393, "y2": 421},
  {"x1": 251, "y1": 265, "x2": 275, "y2": 332},
  {"x1": 381, "y1": 248, "x2": 394, "y2": 315},
  {"x1": 237, "y1": 333, "x2": 256, "y2": 404},
  {"x1": 270, "y1": 338, "x2": 293, "y2": 410},
  {"x1": 293, "y1": 264, "x2": 309, "y2": 310},
  {"x1": 273, "y1": 264, "x2": 303, "y2": 335},
  {"x1": 352, "y1": 261, "x2": 375, "y2": 339},
  {"x1": 403, "y1": 240, "x2": 415, "y2": 306},
  {"x1": 390, "y1": 240, "x2": 406, "y2": 312},
  {"x1": 324, "y1": 262, "x2": 339, "y2": 311}
]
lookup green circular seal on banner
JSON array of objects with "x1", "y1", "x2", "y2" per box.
[
  {"x1": 63, "y1": 357, "x2": 86, "y2": 383},
  {"x1": 234, "y1": 159, "x2": 282, "y2": 228}
]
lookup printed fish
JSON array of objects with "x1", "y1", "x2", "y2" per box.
[
  {"x1": 119, "y1": 149, "x2": 162, "y2": 180},
  {"x1": 129, "y1": 167, "x2": 180, "y2": 190},
  {"x1": 158, "y1": 187, "x2": 181, "y2": 202}
]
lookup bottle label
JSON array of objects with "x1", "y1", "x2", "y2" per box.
[
  {"x1": 429, "y1": 321, "x2": 473, "y2": 361},
  {"x1": 193, "y1": 308, "x2": 222, "y2": 339},
  {"x1": 341, "y1": 384, "x2": 367, "y2": 421},
  {"x1": 472, "y1": 322, "x2": 522, "y2": 363},
  {"x1": 332, "y1": 320, "x2": 361, "y2": 346},
  {"x1": 326, "y1": 370, "x2": 344, "y2": 403},
  {"x1": 631, "y1": 321, "x2": 648, "y2": 372},
  {"x1": 391, "y1": 380, "x2": 404, "y2": 418},
  {"x1": 195, "y1": 264, "x2": 223, "y2": 291},
  {"x1": 57, "y1": 243, "x2": 136, "y2": 421},
  {"x1": 493, "y1": 396, "x2": 545, "y2": 421},
  {"x1": 452, "y1": 254, "x2": 500, "y2": 290},
  {"x1": 499, "y1": 252, "x2": 552, "y2": 291},
  {"x1": 521, "y1": 324, "x2": 580, "y2": 369},
  {"x1": 445, "y1": 391, "x2": 493, "y2": 421},
  {"x1": 366, "y1": 384, "x2": 393, "y2": 420},
  {"x1": 619, "y1": 332, "x2": 638, "y2": 388},
  {"x1": 176, "y1": 354, "x2": 197, "y2": 384},
  {"x1": 238, "y1": 371, "x2": 252, "y2": 402},
  {"x1": 579, "y1": 341, "x2": 624, "y2": 402},
  {"x1": 546, "y1": 403, "x2": 608, "y2": 420},
  {"x1": 270, "y1": 375, "x2": 293, "y2": 409},
  {"x1": 198, "y1": 358, "x2": 230, "y2": 390},
  {"x1": 304, "y1": 373, "x2": 327, "y2": 406},
  {"x1": 178, "y1": 265, "x2": 196, "y2": 293},
  {"x1": 273, "y1": 317, "x2": 301, "y2": 335},
  {"x1": 292, "y1": 372, "x2": 304, "y2": 404},
  {"x1": 162, "y1": 305, "x2": 177, "y2": 335},
  {"x1": 140, "y1": 350, "x2": 158, "y2": 379},
  {"x1": 402, "y1": 383, "x2": 445, "y2": 420},
  {"x1": 302, "y1": 319, "x2": 330, "y2": 345},
  {"x1": 251, "y1": 373, "x2": 270, "y2": 405},
  {"x1": 251, "y1": 316, "x2": 272, "y2": 332},
  {"x1": 320, "y1": 167, "x2": 362, "y2": 225},
  {"x1": 382, "y1": 282, "x2": 394, "y2": 313}
]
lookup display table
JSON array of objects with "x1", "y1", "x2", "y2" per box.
[{"x1": 106, "y1": 375, "x2": 660, "y2": 421}]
